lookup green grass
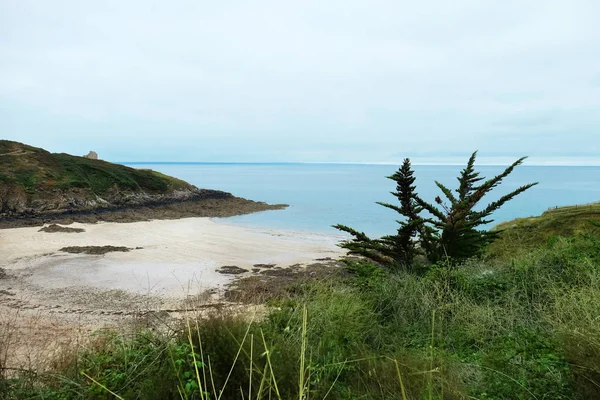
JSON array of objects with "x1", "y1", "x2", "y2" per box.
[
  {"x1": 489, "y1": 202, "x2": 600, "y2": 259},
  {"x1": 3, "y1": 231, "x2": 599, "y2": 399},
  {"x1": 0, "y1": 140, "x2": 192, "y2": 195}
]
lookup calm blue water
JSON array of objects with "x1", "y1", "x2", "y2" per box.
[{"x1": 125, "y1": 163, "x2": 600, "y2": 238}]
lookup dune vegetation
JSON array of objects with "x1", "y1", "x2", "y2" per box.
[{"x1": 1, "y1": 156, "x2": 599, "y2": 399}]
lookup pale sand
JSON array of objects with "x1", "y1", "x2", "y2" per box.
[
  {"x1": 0, "y1": 218, "x2": 346, "y2": 370},
  {"x1": 0, "y1": 218, "x2": 345, "y2": 297}
]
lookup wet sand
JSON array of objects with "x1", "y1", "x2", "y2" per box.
[{"x1": 0, "y1": 218, "x2": 344, "y2": 297}]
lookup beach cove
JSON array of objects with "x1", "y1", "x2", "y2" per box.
[{"x1": 0, "y1": 217, "x2": 345, "y2": 368}]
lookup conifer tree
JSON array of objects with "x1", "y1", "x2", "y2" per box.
[
  {"x1": 376, "y1": 158, "x2": 424, "y2": 269},
  {"x1": 334, "y1": 151, "x2": 537, "y2": 270},
  {"x1": 330, "y1": 225, "x2": 393, "y2": 266},
  {"x1": 415, "y1": 151, "x2": 538, "y2": 261},
  {"x1": 334, "y1": 158, "x2": 423, "y2": 271}
]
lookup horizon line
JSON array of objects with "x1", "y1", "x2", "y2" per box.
[{"x1": 118, "y1": 160, "x2": 600, "y2": 167}]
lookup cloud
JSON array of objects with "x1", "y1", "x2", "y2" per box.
[{"x1": 1, "y1": 0, "x2": 599, "y2": 163}]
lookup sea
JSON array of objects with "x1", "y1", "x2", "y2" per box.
[{"x1": 124, "y1": 163, "x2": 600, "y2": 238}]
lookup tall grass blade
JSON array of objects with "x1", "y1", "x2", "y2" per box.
[
  {"x1": 393, "y1": 359, "x2": 408, "y2": 400},
  {"x1": 185, "y1": 315, "x2": 206, "y2": 400},
  {"x1": 261, "y1": 329, "x2": 282, "y2": 399},
  {"x1": 428, "y1": 309, "x2": 436, "y2": 400},
  {"x1": 299, "y1": 305, "x2": 308, "y2": 400},
  {"x1": 322, "y1": 360, "x2": 346, "y2": 400},
  {"x1": 217, "y1": 313, "x2": 255, "y2": 400},
  {"x1": 208, "y1": 354, "x2": 217, "y2": 396},
  {"x1": 195, "y1": 318, "x2": 209, "y2": 397},
  {"x1": 81, "y1": 371, "x2": 125, "y2": 400},
  {"x1": 249, "y1": 333, "x2": 254, "y2": 400}
]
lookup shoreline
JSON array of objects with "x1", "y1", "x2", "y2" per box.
[
  {"x1": 210, "y1": 216, "x2": 348, "y2": 240},
  {"x1": 0, "y1": 196, "x2": 288, "y2": 229}
]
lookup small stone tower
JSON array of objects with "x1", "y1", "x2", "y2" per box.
[{"x1": 84, "y1": 151, "x2": 99, "y2": 160}]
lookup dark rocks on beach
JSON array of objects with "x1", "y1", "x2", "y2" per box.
[
  {"x1": 253, "y1": 263, "x2": 276, "y2": 269},
  {"x1": 259, "y1": 268, "x2": 293, "y2": 277},
  {"x1": 59, "y1": 246, "x2": 134, "y2": 255},
  {"x1": 0, "y1": 196, "x2": 287, "y2": 229},
  {"x1": 217, "y1": 266, "x2": 249, "y2": 275},
  {"x1": 224, "y1": 260, "x2": 349, "y2": 303},
  {"x1": 39, "y1": 224, "x2": 85, "y2": 233}
]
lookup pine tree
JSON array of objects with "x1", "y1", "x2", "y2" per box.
[
  {"x1": 415, "y1": 151, "x2": 538, "y2": 262},
  {"x1": 330, "y1": 225, "x2": 394, "y2": 266},
  {"x1": 334, "y1": 152, "x2": 537, "y2": 270},
  {"x1": 334, "y1": 158, "x2": 424, "y2": 271},
  {"x1": 376, "y1": 158, "x2": 424, "y2": 269}
]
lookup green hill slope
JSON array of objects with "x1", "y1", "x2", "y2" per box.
[
  {"x1": 0, "y1": 140, "x2": 191, "y2": 195},
  {"x1": 489, "y1": 202, "x2": 600, "y2": 258},
  {"x1": 0, "y1": 140, "x2": 284, "y2": 224}
]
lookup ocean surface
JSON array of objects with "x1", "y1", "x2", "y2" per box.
[{"x1": 125, "y1": 163, "x2": 600, "y2": 238}]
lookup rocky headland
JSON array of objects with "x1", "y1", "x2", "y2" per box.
[{"x1": 0, "y1": 140, "x2": 286, "y2": 228}]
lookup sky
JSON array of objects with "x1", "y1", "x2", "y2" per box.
[{"x1": 1, "y1": 1, "x2": 599, "y2": 164}]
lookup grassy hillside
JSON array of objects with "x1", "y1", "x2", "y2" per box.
[
  {"x1": 489, "y1": 202, "x2": 600, "y2": 258},
  {"x1": 0, "y1": 140, "x2": 190, "y2": 195}
]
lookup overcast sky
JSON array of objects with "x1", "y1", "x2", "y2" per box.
[{"x1": 1, "y1": 1, "x2": 599, "y2": 164}]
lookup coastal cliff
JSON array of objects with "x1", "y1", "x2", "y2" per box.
[{"x1": 0, "y1": 140, "x2": 286, "y2": 227}]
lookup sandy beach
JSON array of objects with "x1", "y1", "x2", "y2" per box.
[
  {"x1": 0, "y1": 218, "x2": 346, "y2": 369},
  {"x1": 0, "y1": 218, "x2": 345, "y2": 297}
]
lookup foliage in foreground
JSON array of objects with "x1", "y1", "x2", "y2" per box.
[
  {"x1": 2, "y1": 233, "x2": 599, "y2": 399},
  {"x1": 335, "y1": 153, "x2": 538, "y2": 270}
]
